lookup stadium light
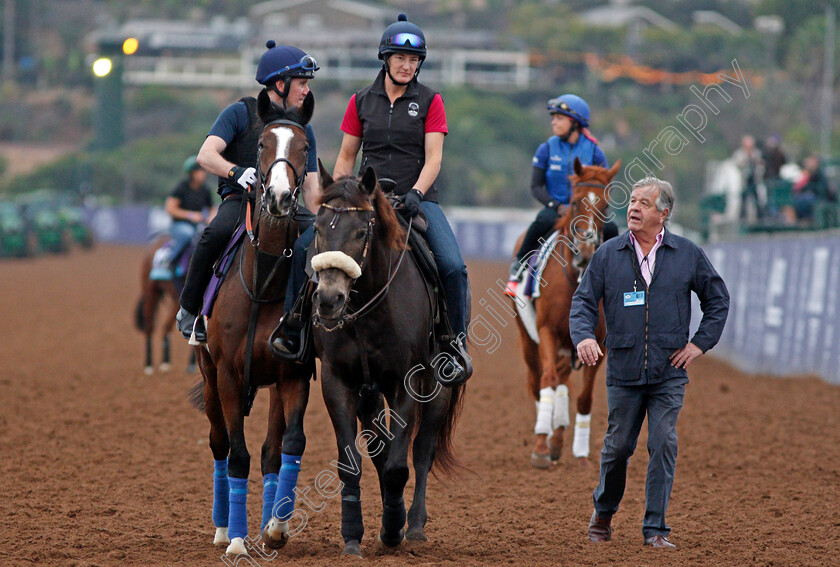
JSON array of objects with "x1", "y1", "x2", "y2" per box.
[
  {"x1": 92, "y1": 57, "x2": 113, "y2": 77},
  {"x1": 122, "y1": 37, "x2": 139, "y2": 56}
]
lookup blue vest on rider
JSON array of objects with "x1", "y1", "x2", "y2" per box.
[{"x1": 545, "y1": 135, "x2": 599, "y2": 204}]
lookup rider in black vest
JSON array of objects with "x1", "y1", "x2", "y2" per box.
[
  {"x1": 176, "y1": 42, "x2": 320, "y2": 343},
  {"x1": 331, "y1": 14, "x2": 472, "y2": 386}
]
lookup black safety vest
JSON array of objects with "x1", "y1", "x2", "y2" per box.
[
  {"x1": 218, "y1": 96, "x2": 263, "y2": 198},
  {"x1": 355, "y1": 70, "x2": 440, "y2": 202}
]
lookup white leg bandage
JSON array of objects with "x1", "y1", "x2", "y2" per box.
[
  {"x1": 572, "y1": 413, "x2": 591, "y2": 458},
  {"x1": 535, "y1": 387, "x2": 554, "y2": 435},
  {"x1": 552, "y1": 384, "x2": 570, "y2": 430}
]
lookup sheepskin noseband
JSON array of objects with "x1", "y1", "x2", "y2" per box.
[{"x1": 311, "y1": 251, "x2": 362, "y2": 279}]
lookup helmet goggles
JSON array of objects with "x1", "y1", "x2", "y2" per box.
[
  {"x1": 384, "y1": 32, "x2": 425, "y2": 50},
  {"x1": 277, "y1": 54, "x2": 319, "y2": 78},
  {"x1": 547, "y1": 98, "x2": 584, "y2": 122}
]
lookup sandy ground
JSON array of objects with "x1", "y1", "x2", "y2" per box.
[{"x1": 1, "y1": 245, "x2": 838, "y2": 566}]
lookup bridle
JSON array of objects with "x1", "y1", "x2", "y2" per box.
[
  {"x1": 561, "y1": 179, "x2": 608, "y2": 285},
  {"x1": 312, "y1": 198, "x2": 413, "y2": 331},
  {"x1": 245, "y1": 118, "x2": 309, "y2": 248}
]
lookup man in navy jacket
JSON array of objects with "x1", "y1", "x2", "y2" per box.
[{"x1": 570, "y1": 177, "x2": 729, "y2": 549}]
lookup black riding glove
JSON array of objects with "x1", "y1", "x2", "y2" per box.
[
  {"x1": 400, "y1": 188, "x2": 424, "y2": 219},
  {"x1": 228, "y1": 166, "x2": 257, "y2": 190}
]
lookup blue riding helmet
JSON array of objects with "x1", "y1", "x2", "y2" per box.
[
  {"x1": 255, "y1": 41, "x2": 319, "y2": 85},
  {"x1": 378, "y1": 14, "x2": 427, "y2": 61},
  {"x1": 547, "y1": 94, "x2": 590, "y2": 128}
]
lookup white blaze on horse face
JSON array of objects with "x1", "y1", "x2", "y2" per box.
[
  {"x1": 587, "y1": 191, "x2": 597, "y2": 236},
  {"x1": 269, "y1": 128, "x2": 295, "y2": 202}
]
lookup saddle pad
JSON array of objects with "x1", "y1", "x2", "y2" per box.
[
  {"x1": 201, "y1": 223, "x2": 246, "y2": 317},
  {"x1": 522, "y1": 231, "x2": 560, "y2": 299}
]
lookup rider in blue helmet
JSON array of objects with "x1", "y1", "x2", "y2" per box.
[
  {"x1": 176, "y1": 41, "x2": 320, "y2": 344},
  {"x1": 505, "y1": 93, "x2": 616, "y2": 296},
  {"x1": 327, "y1": 14, "x2": 472, "y2": 386}
]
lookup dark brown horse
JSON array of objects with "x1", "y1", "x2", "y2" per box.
[
  {"x1": 134, "y1": 235, "x2": 195, "y2": 374},
  {"x1": 311, "y1": 167, "x2": 465, "y2": 557},
  {"x1": 511, "y1": 158, "x2": 620, "y2": 468},
  {"x1": 192, "y1": 90, "x2": 314, "y2": 559}
]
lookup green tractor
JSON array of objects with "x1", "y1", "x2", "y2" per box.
[{"x1": 0, "y1": 201, "x2": 32, "y2": 258}]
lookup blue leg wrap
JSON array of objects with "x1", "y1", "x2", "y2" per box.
[
  {"x1": 261, "y1": 473, "x2": 278, "y2": 529},
  {"x1": 228, "y1": 476, "x2": 248, "y2": 540},
  {"x1": 272, "y1": 453, "x2": 301, "y2": 521},
  {"x1": 212, "y1": 459, "x2": 229, "y2": 528}
]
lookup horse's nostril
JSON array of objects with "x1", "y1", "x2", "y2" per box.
[
  {"x1": 336, "y1": 292, "x2": 345, "y2": 304},
  {"x1": 313, "y1": 290, "x2": 320, "y2": 303}
]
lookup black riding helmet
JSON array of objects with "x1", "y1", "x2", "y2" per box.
[
  {"x1": 378, "y1": 14, "x2": 426, "y2": 85},
  {"x1": 256, "y1": 41, "x2": 319, "y2": 103}
]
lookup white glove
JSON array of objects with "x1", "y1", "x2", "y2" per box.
[{"x1": 229, "y1": 166, "x2": 257, "y2": 190}]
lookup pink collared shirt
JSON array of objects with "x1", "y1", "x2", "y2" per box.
[{"x1": 629, "y1": 228, "x2": 665, "y2": 287}]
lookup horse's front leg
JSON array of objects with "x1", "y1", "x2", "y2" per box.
[
  {"x1": 216, "y1": 364, "x2": 251, "y2": 558},
  {"x1": 377, "y1": 388, "x2": 418, "y2": 549},
  {"x1": 263, "y1": 371, "x2": 311, "y2": 549},
  {"x1": 259, "y1": 385, "x2": 285, "y2": 535},
  {"x1": 531, "y1": 324, "x2": 562, "y2": 468},
  {"x1": 321, "y1": 369, "x2": 364, "y2": 557}
]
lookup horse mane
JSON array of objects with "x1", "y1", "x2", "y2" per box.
[{"x1": 319, "y1": 176, "x2": 407, "y2": 251}]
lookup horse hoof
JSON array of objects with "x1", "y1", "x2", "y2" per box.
[
  {"x1": 549, "y1": 445, "x2": 563, "y2": 463},
  {"x1": 341, "y1": 539, "x2": 362, "y2": 557},
  {"x1": 225, "y1": 537, "x2": 248, "y2": 557},
  {"x1": 158, "y1": 362, "x2": 171, "y2": 372},
  {"x1": 262, "y1": 519, "x2": 289, "y2": 549},
  {"x1": 144, "y1": 366, "x2": 154, "y2": 375},
  {"x1": 377, "y1": 527, "x2": 405, "y2": 548},
  {"x1": 530, "y1": 452, "x2": 551, "y2": 469},
  {"x1": 213, "y1": 527, "x2": 230, "y2": 546},
  {"x1": 576, "y1": 456, "x2": 592, "y2": 468},
  {"x1": 405, "y1": 527, "x2": 427, "y2": 541}
]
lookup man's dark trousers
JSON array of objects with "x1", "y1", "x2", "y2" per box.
[{"x1": 593, "y1": 378, "x2": 687, "y2": 538}]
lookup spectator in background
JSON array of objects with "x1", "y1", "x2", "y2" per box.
[
  {"x1": 793, "y1": 155, "x2": 833, "y2": 221},
  {"x1": 763, "y1": 135, "x2": 787, "y2": 181},
  {"x1": 732, "y1": 135, "x2": 765, "y2": 220}
]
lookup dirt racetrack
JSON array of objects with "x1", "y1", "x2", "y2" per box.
[{"x1": 1, "y1": 245, "x2": 838, "y2": 566}]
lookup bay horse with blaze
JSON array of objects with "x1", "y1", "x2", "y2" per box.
[
  {"x1": 191, "y1": 90, "x2": 314, "y2": 558},
  {"x1": 512, "y1": 158, "x2": 620, "y2": 468},
  {"x1": 311, "y1": 167, "x2": 465, "y2": 557}
]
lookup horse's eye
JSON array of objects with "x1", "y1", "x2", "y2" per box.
[
  {"x1": 356, "y1": 229, "x2": 367, "y2": 239},
  {"x1": 258, "y1": 142, "x2": 264, "y2": 149}
]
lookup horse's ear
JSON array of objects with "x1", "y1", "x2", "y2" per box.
[
  {"x1": 360, "y1": 166, "x2": 378, "y2": 195},
  {"x1": 607, "y1": 159, "x2": 622, "y2": 181},
  {"x1": 573, "y1": 157, "x2": 583, "y2": 176},
  {"x1": 257, "y1": 89, "x2": 274, "y2": 123},
  {"x1": 318, "y1": 159, "x2": 334, "y2": 189},
  {"x1": 298, "y1": 91, "x2": 314, "y2": 125}
]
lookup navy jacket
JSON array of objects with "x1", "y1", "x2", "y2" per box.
[{"x1": 570, "y1": 229, "x2": 729, "y2": 386}]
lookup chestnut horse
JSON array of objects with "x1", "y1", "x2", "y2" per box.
[
  {"x1": 311, "y1": 167, "x2": 465, "y2": 557},
  {"x1": 511, "y1": 158, "x2": 620, "y2": 468},
  {"x1": 191, "y1": 91, "x2": 314, "y2": 558},
  {"x1": 134, "y1": 235, "x2": 196, "y2": 374}
]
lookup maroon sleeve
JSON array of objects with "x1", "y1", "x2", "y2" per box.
[
  {"x1": 425, "y1": 94, "x2": 448, "y2": 134},
  {"x1": 339, "y1": 94, "x2": 363, "y2": 137}
]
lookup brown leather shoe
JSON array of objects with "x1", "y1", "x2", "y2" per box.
[
  {"x1": 643, "y1": 535, "x2": 676, "y2": 549},
  {"x1": 588, "y1": 511, "x2": 612, "y2": 542}
]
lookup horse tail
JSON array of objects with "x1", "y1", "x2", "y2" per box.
[
  {"x1": 431, "y1": 383, "x2": 467, "y2": 478},
  {"x1": 134, "y1": 297, "x2": 146, "y2": 331},
  {"x1": 188, "y1": 379, "x2": 205, "y2": 412}
]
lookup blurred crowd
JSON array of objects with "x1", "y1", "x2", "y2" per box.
[{"x1": 732, "y1": 134, "x2": 837, "y2": 227}]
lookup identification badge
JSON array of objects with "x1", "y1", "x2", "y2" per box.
[{"x1": 623, "y1": 291, "x2": 645, "y2": 307}]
